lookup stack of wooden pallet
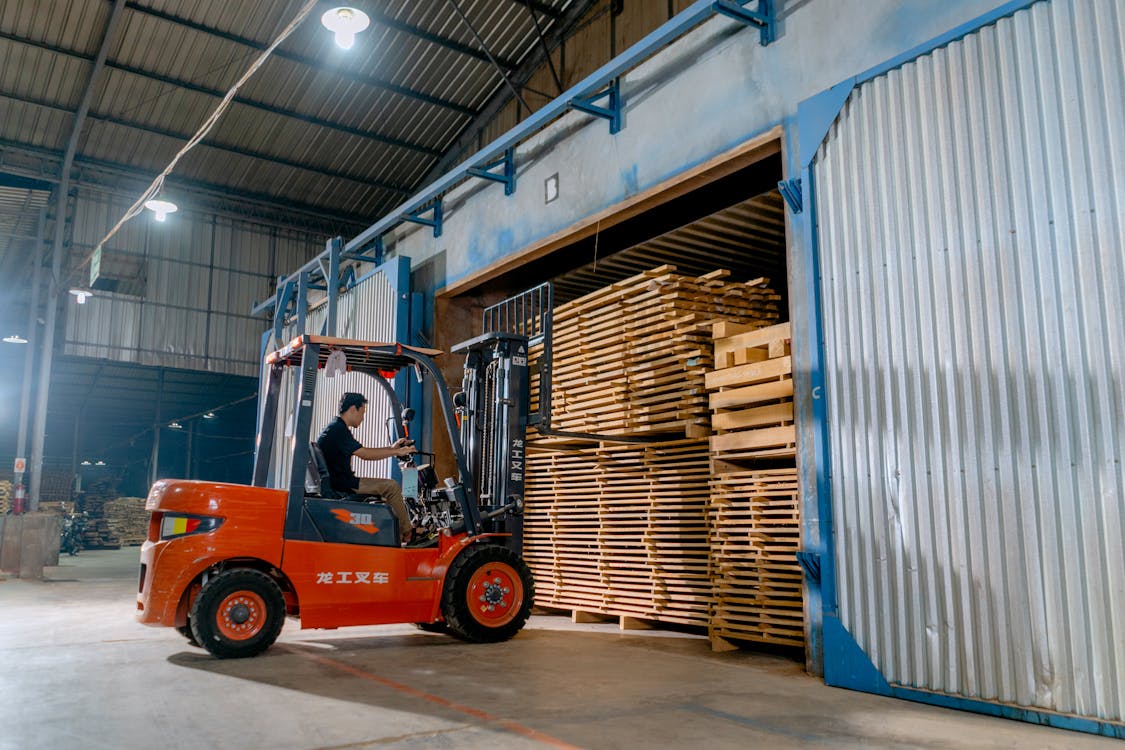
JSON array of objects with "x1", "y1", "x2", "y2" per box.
[
  {"x1": 81, "y1": 479, "x2": 121, "y2": 549},
  {"x1": 710, "y1": 466, "x2": 804, "y2": 647},
  {"x1": 705, "y1": 321, "x2": 804, "y2": 649},
  {"x1": 0, "y1": 480, "x2": 10, "y2": 515},
  {"x1": 104, "y1": 497, "x2": 148, "y2": 545},
  {"x1": 524, "y1": 440, "x2": 713, "y2": 626},
  {"x1": 534, "y1": 266, "x2": 781, "y2": 439}
]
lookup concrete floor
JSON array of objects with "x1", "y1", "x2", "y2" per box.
[{"x1": 0, "y1": 549, "x2": 1116, "y2": 750}]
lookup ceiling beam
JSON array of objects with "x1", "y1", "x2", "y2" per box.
[
  {"x1": 0, "y1": 31, "x2": 460, "y2": 151},
  {"x1": 0, "y1": 91, "x2": 411, "y2": 197},
  {"x1": 522, "y1": 1, "x2": 563, "y2": 19},
  {"x1": 122, "y1": 1, "x2": 522, "y2": 73},
  {"x1": 0, "y1": 137, "x2": 370, "y2": 232},
  {"x1": 423, "y1": 0, "x2": 600, "y2": 183}
]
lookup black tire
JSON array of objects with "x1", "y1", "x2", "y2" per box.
[
  {"x1": 189, "y1": 569, "x2": 286, "y2": 659},
  {"x1": 176, "y1": 623, "x2": 201, "y2": 647},
  {"x1": 414, "y1": 621, "x2": 449, "y2": 634},
  {"x1": 441, "y1": 544, "x2": 534, "y2": 644}
]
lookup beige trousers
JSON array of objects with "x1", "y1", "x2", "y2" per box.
[{"x1": 356, "y1": 477, "x2": 411, "y2": 542}]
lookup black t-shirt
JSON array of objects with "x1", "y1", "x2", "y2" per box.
[{"x1": 316, "y1": 417, "x2": 362, "y2": 492}]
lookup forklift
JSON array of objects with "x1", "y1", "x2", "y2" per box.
[{"x1": 136, "y1": 330, "x2": 533, "y2": 658}]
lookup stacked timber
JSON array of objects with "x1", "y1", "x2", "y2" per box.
[
  {"x1": 524, "y1": 266, "x2": 781, "y2": 629},
  {"x1": 0, "y1": 480, "x2": 10, "y2": 514},
  {"x1": 104, "y1": 497, "x2": 148, "y2": 545},
  {"x1": 706, "y1": 321, "x2": 804, "y2": 650},
  {"x1": 524, "y1": 440, "x2": 713, "y2": 626},
  {"x1": 80, "y1": 478, "x2": 121, "y2": 549},
  {"x1": 533, "y1": 266, "x2": 781, "y2": 439}
]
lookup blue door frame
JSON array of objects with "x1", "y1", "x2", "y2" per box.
[{"x1": 795, "y1": 0, "x2": 1123, "y2": 738}]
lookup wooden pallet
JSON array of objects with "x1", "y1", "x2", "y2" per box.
[{"x1": 706, "y1": 322, "x2": 795, "y2": 459}]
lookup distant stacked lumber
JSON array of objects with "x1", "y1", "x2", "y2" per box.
[
  {"x1": 706, "y1": 322, "x2": 795, "y2": 459},
  {"x1": 524, "y1": 440, "x2": 713, "y2": 627},
  {"x1": 709, "y1": 467, "x2": 803, "y2": 648},
  {"x1": 0, "y1": 480, "x2": 10, "y2": 515},
  {"x1": 104, "y1": 497, "x2": 148, "y2": 545},
  {"x1": 81, "y1": 479, "x2": 121, "y2": 549},
  {"x1": 532, "y1": 266, "x2": 780, "y2": 439}
]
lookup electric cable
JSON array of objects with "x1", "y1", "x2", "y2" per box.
[{"x1": 71, "y1": 0, "x2": 320, "y2": 283}]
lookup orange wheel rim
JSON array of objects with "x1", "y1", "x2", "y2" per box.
[
  {"x1": 467, "y1": 562, "x2": 523, "y2": 627},
  {"x1": 215, "y1": 590, "x2": 267, "y2": 640}
]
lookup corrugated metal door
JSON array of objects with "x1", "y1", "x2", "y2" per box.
[
  {"x1": 813, "y1": 0, "x2": 1124, "y2": 724},
  {"x1": 264, "y1": 261, "x2": 407, "y2": 489}
]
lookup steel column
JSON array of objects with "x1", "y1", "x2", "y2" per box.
[{"x1": 30, "y1": 0, "x2": 127, "y2": 509}]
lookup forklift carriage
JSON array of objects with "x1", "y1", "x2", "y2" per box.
[{"x1": 136, "y1": 332, "x2": 534, "y2": 658}]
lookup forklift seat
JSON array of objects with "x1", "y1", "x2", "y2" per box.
[
  {"x1": 306, "y1": 442, "x2": 341, "y2": 499},
  {"x1": 307, "y1": 442, "x2": 385, "y2": 504}
]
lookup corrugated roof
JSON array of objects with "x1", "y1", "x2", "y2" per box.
[{"x1": 0, "y1": 0, "x2": 579, "y2": 223}]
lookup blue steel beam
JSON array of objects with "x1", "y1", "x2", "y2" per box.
[{"x1": 253, "y1": 0, "x2": 774, "y2": 316}]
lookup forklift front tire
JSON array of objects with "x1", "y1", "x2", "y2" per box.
[
  {"x1": 441, "y1": 544, "x2": 534, "y2": 644},
  {"x1": 190, "y1": 568, "x2": 286, "y2": 659}
]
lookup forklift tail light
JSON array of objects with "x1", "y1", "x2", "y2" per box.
[{"x1": 159, "y1": 514, "x2": 223, "y2": 540}]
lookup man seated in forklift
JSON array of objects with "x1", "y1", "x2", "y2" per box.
[{"x1": 316, "y1": 392, "x2": 416, "y2": 544}]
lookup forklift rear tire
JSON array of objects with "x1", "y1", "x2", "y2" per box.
[
  {"x1": 190, "y1": 569, "x2": 286, "y2": 659},
  {"x1": 176, "y1": 622, "x2": 201, "y2": 647},
  {"x1": 441, "y1": 544, "x2": 534, "y2": 644},
  {"x1": 414, "y1": 622, "x2": 449, "y2": 634}
]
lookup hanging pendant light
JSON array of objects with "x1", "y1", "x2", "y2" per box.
[
  {"x1": 144, "y1": 197, "x2": 178, "y2": 222},
  {"x1": 321, "y1": 7, "x2": 370, "y2": 50}
]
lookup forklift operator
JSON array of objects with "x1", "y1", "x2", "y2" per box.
[{"x1": 316, "y1": 392, "x2": 416, "y2": 544}]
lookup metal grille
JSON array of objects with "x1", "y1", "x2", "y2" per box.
[{"x1": 483, "y1": 281, "x2": 551, "y2": 344}]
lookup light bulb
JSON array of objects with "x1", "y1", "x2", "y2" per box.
[
  {"x1": 3, "y1": 334, "x2": 28, "y2": 344},
  {"x1": 69, "y1": 289, "x2": 93, "y2": 304},
  {"x1": 321, "y1": 7, "x2": 370, "y2": 50},
  {"x1": 144, "y1": 198, "x2": 178, "y2": 222}
]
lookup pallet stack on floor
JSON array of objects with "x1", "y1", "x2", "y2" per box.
[
  {"x1": 80, "y1": 479, "x2": 121, "y2": 549},
  {"x1": 705, "y1": 321, "x2": 804, "y2": 649},
  {"x1": 525, "y1": 440, "x2": 713, "y2": 626},
  {"x1": 104, "y1": 497, "x2": 148, "y2": 545},
  {"x1": 524, "y1": 266, "x2": 782, "y2": 630}
]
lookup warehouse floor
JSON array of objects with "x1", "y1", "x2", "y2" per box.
[{"x1": 0, "y1": 549, "x2": 1114, "y2": 750}]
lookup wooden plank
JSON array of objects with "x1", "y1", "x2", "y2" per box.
[
  {"x1": 710, "y1": 425, "x2": 796, "y2": 452},
  {"x1": 711, "y1": 402, "x2": 794, "y2": 432},
  {"x1": 704, "y1": 356, "x2": 792, "y2": 389}
]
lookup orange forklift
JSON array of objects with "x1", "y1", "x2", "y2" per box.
[{"x1": 136, "y1": 330, "x2": 534, "y2": 658}]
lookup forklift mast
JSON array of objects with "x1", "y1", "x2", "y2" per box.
[{"x1": 451, "y1": 332, "x2": 530, "y2": 547}]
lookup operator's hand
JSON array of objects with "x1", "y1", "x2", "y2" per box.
[{"x1": 392, "y1": 437, "x2": 415, "y2": 457}]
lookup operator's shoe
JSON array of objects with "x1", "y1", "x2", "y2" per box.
[{"x1": 404, "y1": 529, "x2": 438, "y2": 548}]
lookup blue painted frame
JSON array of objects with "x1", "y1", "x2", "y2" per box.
[{"x1": 796, "y1": 0, "x2": 1124, "y2": 738}]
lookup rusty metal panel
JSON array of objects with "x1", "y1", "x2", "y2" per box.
[{"x1": 815, "y1": 0, "x2": 1124, "y2": 722}]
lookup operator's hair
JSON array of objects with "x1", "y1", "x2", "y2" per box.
[{"x1": 338, "y1": 392, "x2": 367, "y2": 414}]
